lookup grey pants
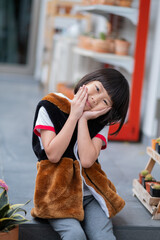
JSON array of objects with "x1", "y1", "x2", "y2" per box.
[{"x1": 48, "y1": 195, "x2": 116, "y2": 240}]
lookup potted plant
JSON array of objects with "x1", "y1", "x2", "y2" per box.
[
  {"x1": 150, "y1": 184, "x2": 160, "y2": 197},
  {"x1": 114, "y1": 38, "x2": 130, "y2": 56},
  {"x1": 0, "y1": 179, "x2": 30, "y2": 240},
  {"x1": 146, "y1": 181, "x2": 157, "y2": 193},
  {"x1": 139, "y1": 169, "x2": 149, "y2": 184},
  {"x1": 142, "y1": 174, "x2": 156, "y2": 189},
  {"x1": 98, "y1": 0, "x2": 116, "y2": 5},
  {"x1": 92, "y1": 32, "x2": 108, "y2": 53},
  {"x1": 83, "y1": 0, "x2": 116, "y2": 5},
  {"x1": 78, "y1": 33, "x2": 93, "y2": 50},
  {"x1": 91, "y1": 32, "x2": 115, "y2": 53},
  {"x1": 115, "y1": 0, "x2": 133, "y2": 7},
  {"x1": 151, "y1": 137, "x2": 160, "y2": 153}
]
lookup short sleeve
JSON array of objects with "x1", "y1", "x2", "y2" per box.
[
  {"x1": 94, "y1": 126, "x2": 109, "y2": 150},
  {"x1": 34, "y1": 106, "x2": 55, "y2": 137}
]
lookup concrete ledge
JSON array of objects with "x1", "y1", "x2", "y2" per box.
[
  {"x1": 114, "y1": 226, "x2": 160, "y2": 240},
  {"x1": 19, "y1": 224, "x2": 60, "y2": 240},
  {"x1": 19, "y1": 222, "x2": 160, "y2": 240}
]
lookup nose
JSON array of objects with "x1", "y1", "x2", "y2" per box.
[{"x1": 91, "y1": 96, "x2": 97, "y2": 105}]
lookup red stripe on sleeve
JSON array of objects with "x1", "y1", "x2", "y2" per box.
[
  {"x1": 34, "y1": 125, "x2": 55, "y2": 137},
  {"x1": 94, "y1": 134, "x2": 107, "y2": 150}
]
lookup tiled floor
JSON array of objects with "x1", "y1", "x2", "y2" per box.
[{"x1": 0, "y1": 75, "x2": 160, "y2": 240}]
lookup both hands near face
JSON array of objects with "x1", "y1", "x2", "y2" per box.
[
  {"x1": 70, "y1": 85, "x2": 111, "y2": 122},
  {"x1": 82, "y1": 107, "x2": 111, "y2": 121}
]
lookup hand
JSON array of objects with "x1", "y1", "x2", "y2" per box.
[
  {"x1": 81, "y1": 107, "x2": 111, "y2": 121},
  {"x1": 70, "y1": 85, "x2": 88, "y2": 120}
]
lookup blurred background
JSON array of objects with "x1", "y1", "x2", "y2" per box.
[{"x1": 0, "y1": 0, "x2": 159, "y2": 143}]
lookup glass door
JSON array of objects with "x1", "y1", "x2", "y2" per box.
[{"x1": 0, "y1": 0, "x2": 40, "y2": 75}]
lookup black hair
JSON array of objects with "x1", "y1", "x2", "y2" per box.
[{"x1": 74, "y1": 68, "x2": 129, "y2": 135}]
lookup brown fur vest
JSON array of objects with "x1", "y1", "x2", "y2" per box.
[{"x1": 31, "y1": 93, "x2": 125, "y2": 220}]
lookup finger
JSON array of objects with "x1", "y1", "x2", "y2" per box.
[
  {"x1": 78, "y1": 86, "x2": 88, "y2": 101},
  {"x1": 93, "y1": 107, "x2": 110, "y2": 118},
  {"x1": 81, "y1": 90, "x2": 88, "y2": 106},
  {"x1": 97, "y1": 109, "x2": 108, "y2": 117},
  {"x1": 74, "y1": 86, "x2": 83, "y2": 100}
]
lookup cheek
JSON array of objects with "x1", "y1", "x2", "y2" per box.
[{"x1": 91, "y1": 104, "x2": 107, "y2": 112}]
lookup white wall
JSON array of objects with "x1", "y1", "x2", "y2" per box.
[
  {"x1": 34, "y1": 0, "x2": 48, "y2": 80},
  {"x1": 142, "y1": 0, "x2": 160, "y2": 139}
]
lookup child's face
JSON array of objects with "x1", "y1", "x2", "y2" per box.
[{"x1": 84, "y1": 81, "x2": 112, "y2": 112}]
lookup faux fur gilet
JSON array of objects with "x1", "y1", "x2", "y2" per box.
[{"x1": 31, "y1": 93, "x2": 125, "y2": 220}]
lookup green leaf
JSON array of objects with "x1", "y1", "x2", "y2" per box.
[
  {"x1": 0, "y1": 204, "x2": 10, "y2": 218},
  {"x1": 6, "y1": 199, "x2": 31, "y2": 217},
  {"x1": 99, "y1": 32, "x2": 106, "y2": 40},
  {"x1": 8, "y1": 213, "x2": 27, "y2": 221},
  {"x1": 10, "y1": 200, "x2": 31, "y2": 209},
  {"x1": 0, "y1": 214, "x2": 29, "y2": 231},
  {"x1": 0, "y1": 190, "x2": 8, "y2": 209},
  {"x1": 6, "y1": 207, "x2": 27, "y2": 218}
]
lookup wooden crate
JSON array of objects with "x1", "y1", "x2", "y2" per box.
[{"x1": 132, "y1": 147, "x2": 160, "y2": 219}]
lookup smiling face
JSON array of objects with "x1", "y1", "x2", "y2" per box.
[{"x1": 84, "y1": 80, "x2": 112, "y2": 112}]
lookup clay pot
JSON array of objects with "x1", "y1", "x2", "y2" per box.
[
  {"x1": 65, "y1": 6, "x2": 71, "y2": 14},
  {"x1": 82, "y1": 0, "x2": 90, "y2": 5},
  {"x1": 139, "y1": 173, "x2": 145, "y2": 184},
  {"x1": 78, "y1": 35, "x2": 92, "y2": 50},
  {"x1": 83, "y1": 0, "x2": 115, "y2": 5},
  {"x1": 142, "y1": 177, "x2": 156, "y2": 189},
  {"x1": 116, "y1": 0, "x2": 133, "y2": 7},
  {"x1": 99, "y1": 0, "x2": 115, "y2": 5},
  {"x1": 0, "y1": 226, "x2": 19, "y2": 240},
  {"x1": 91, "y1": 38, "x2": 113, "y2": 53},
  {"x1": 91, "y1": 0, "x2": 98, "y2": 4},
  {"x1": 107, "y1": 38, "x2": 115, "y2": 53},
  {"x1": 151, "y1": 139, "x2": 157, "y2": 150},
  {"x1": 83, "y1": 0, "x2": 97, "y2": 4},
  {"x1": 115, "y1": 39, "x2": 130, "y2": 56}
]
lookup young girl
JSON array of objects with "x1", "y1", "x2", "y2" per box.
[{"x1": 31, "y1": 68, "x2": 129, "y2": 240}]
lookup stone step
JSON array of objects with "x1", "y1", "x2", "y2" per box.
[{"x1": 19, "y1": 221, "x2": 160, "y2": 240}]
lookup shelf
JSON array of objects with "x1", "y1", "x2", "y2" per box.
[
  {"x1": 133, "y1": 179, "x2": 160, "y2": 207},
  {"x1": 57, "y1": 1, "x2": 83, "y2": 6},
  {"x1": 73, "y1": 46, "x2": 134, "y2": 73},
  {"x1": 74, "y1": 5, "x2": 139, "y2": 25},
  {"x1": 133, "y1": 179, "x2": 160, "y2": 219},
  {"x1": 132, "y1": 145, "x2": 160, "y2": 220},
  {"x1": 55, "y1": 14, "x2": 87, "y2": 19},
  {"x1": 147, "y1": 147, "x2": 160, "y2": 165}
]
